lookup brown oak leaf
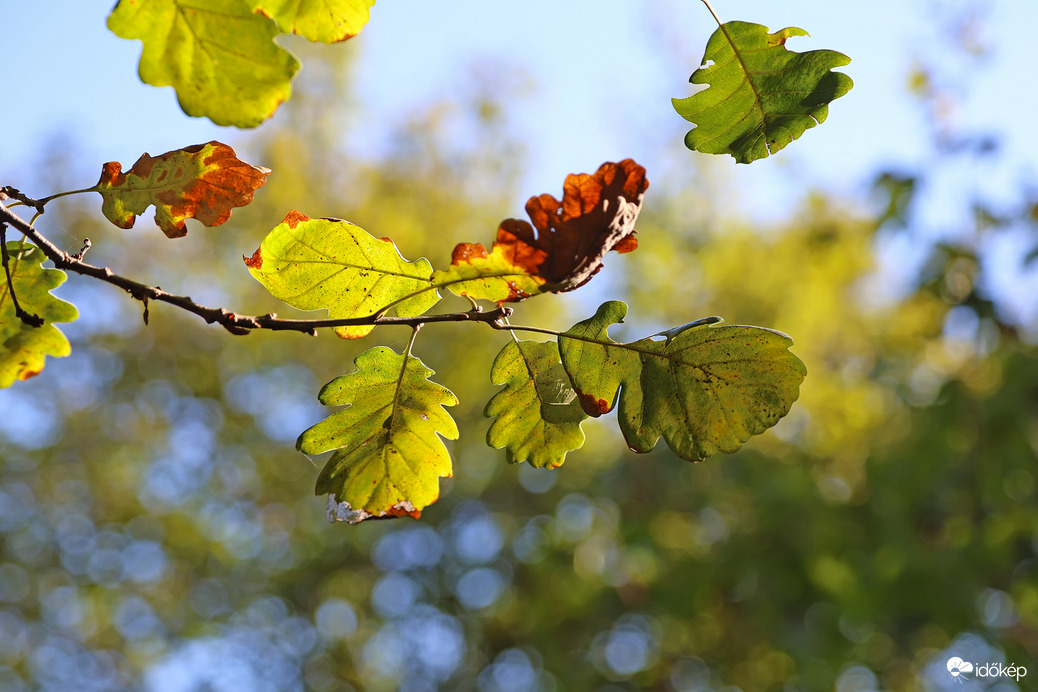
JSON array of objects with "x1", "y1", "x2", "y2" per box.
[
  {"x1": 433, "y1": 160, "x2": 648, "y2": 304},
  {"x1": 496, "y1": 159, "x2": 648, "y2": 293}
]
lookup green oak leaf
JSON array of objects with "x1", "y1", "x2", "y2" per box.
[
  {"x1": 108, "y1": 0, "x2": 300, "y2": 128},
  {"x1": 485, "y1": 340, "x2": 587, "y2": 469},
  {"x1": 0, "y1": 243, "x2": 78, "y2": 388},
  {"x1": 673, "y1": 21, "x2": 853, "y2": 164},
  {"x1": 245, "y1": 210, "x2": 440, "y2": 339},
  {"x1": 298, "y1": 346, "x2": 459, "y2": 523},
  {"x1": 252, "y1": 0, "x2": 374, "y2": 43},
  {"x1": 559, "y1": 301, "x2": 806, "y2": 461}
]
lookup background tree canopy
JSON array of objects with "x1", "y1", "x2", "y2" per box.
[{"x1": 2, "y1": 2, "x2": 1037, "y2": 691}]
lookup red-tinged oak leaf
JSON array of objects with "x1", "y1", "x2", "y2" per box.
[
  {"x1": 93, "y1": 142, "x2": 270, "y2": 239},
  {"x1": 434, "y1": 160, "x2": 648, "y2": 304},
  {"x1": 431, "y1": 241, "x2": 548, "y2": 304}
]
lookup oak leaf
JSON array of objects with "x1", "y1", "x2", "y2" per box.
[
  {"x1": 432, "y1": 241, "x2": 547, "y2": 304},
  {"x1": 0, "y1": 243, "x2": 78, "y2": 388},
  {"x1": 246, "y1": 211, "x2": 440, "y2": 339},
  {"x1": 298, "y1": 347, "x2": 458, "y2": 524},
  {"x1": 435, "y1": 160, "x2": 648, "y2": 303},
  {"x1": 484, "y1": 340, "x2": 587, "y2": 469},
  {"x1": 673, "y1": 21, "x2": 853, "y2": 164},
  {"x1": 560, "y1": 301, "x2": 806, "y2": 461},
  {"x1": 107, "y1": 0, "x2": 300, "y2": 127},
  {"x1": 93, "y1": 142, "x2": 269, "y2": 238},
  {"x1": 252, "y1": 0, "x2": 374, "y2": 43}
]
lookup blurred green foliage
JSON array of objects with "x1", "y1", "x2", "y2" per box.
[{"x1": 2, "y1": 28, "x2": 1037, "y2": 692}]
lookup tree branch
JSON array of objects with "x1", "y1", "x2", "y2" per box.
[
  {"x1": 1, "y1": 223, "x2": 45, "y2": 327},
  {"x1": 0, "y1": 203, "x2": 514, "y2": 336},
  {"x1": 0, "y1": 186, "x2": 46, "y2": 216}
]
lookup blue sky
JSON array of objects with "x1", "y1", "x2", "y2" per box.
[
  {"x1": 4, "y1": 1, "x2": 1033, "y2": 194},
  {"x1": 3, "y1": 0, "x2": 1037, "y2": 323}
]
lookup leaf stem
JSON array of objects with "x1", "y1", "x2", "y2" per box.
[
  {"x1": 389, "y1": 325, "x2": 423, "y2": 433},
  {"x1": 493, "y1": 323, "x2": 563, "y2": 339},
  {"x1": 2, "y1": 184, "x2": 94, "y2": 226},
  {"x1": 0, "y1": 203, "x2": 701, "y2": 357},
  {"x1": 35, "y1": 186, "x2": 99, "y2": 208},
  {"x1": 376, "y1": 269, "x2": 544, "y2": 320},
  {"x1": 699, "y1": 0, "x2": 724, "y2": 28},
  {"x1": 495, "y1": 320, "x2": 702, "y2": 362},
  {"x1": 404, "y1": 323, "x2": 422, "y2": 355}
]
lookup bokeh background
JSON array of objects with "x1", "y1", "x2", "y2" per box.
[{"x1": 2, "y1": 1, "x2": 1038, "y2": 690}]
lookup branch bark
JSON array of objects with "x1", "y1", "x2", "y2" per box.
[{"x1": 0, "y1": 203, "x2": 513, "y2": 336}]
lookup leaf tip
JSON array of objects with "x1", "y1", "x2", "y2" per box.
[
  {"x1": 282, "y1": 209, "x2": 310, "y2": 229},
  {"x1": 771, "y1": 26, "x2": 811, "y2": 46},
  {"x1": 333, "y1": 327, "x2": 371, "y2": 340},
  {"x1": 614, "y1": 234, "x2": 638, "y2": 253},
  {"x1": 600, "y1": 299, "x2": 629, "y2": 323},
  {"x1": 244, "y1": 247, "x2": 263, "y2": 270},
  {"x1": 385, "y1": 500, "x2": 422, "y2": 520},
  {"x1": 97, "y1": 160, "x2": 127, "y2": 188},
  {"x1": 159, "y1": 219, "x2": 189, "y2": 239},
  {"x1": 450, "y1": 242, "x2": 489, "y2": 264},
  {"x1": 577, "y1": 390, "x2": 612, "y2": 417}
]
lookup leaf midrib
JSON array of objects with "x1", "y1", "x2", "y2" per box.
[{"x1": 718, "y1": 22, "x2": 767, "y2": 148}]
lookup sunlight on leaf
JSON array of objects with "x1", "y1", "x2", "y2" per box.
[
  {"x1": 435, "y1": 160, "x2": 648, "y2": 303},
  {"x1": 298, "y1": 346, "x2": 458, "y2": 523},
  {"x1": 560, "y1": 301, "x2": 806, "y2": 461},
  {"x1": 93, "y1": 142, "x2": 269, "y2": 238},
  {"x1": 673, "y1": 21, "x2": 852, "y2": 164},
  {"x1": 108, "y1": 0, "x2": 300, "y2": 127},
  {"x1": 485, "y1": 340, "x2": 587, "y2": 469},
  {"x1": 246, "y1": 211, "x2": 440, "y2": 339},
  {"x1": 0, "y1": 243, "x2": 78, "y2": 388},
  {"x1": 252, "y1": 0, "x2": 374, "y2": 43},
  {"x1": 431, "y1": 241, "x2": 547, "y2": 304}
]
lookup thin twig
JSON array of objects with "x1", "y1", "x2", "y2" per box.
[
  {"x1": 0, "y1": 222, "x2": 45, "y2": 327},
  {"x1": 1, "y1": 186, "x2": 46, "y2": 216},
  {"x1": 71, "y1": 238, "x2": 92, "y2": 261},
  {"x1": 0, "y1": 203, "x2": 515, "y2": 336}
]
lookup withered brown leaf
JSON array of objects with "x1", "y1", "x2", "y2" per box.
[{"x1": 438, "y1": 160, "x2": 648, "y2": 302}]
